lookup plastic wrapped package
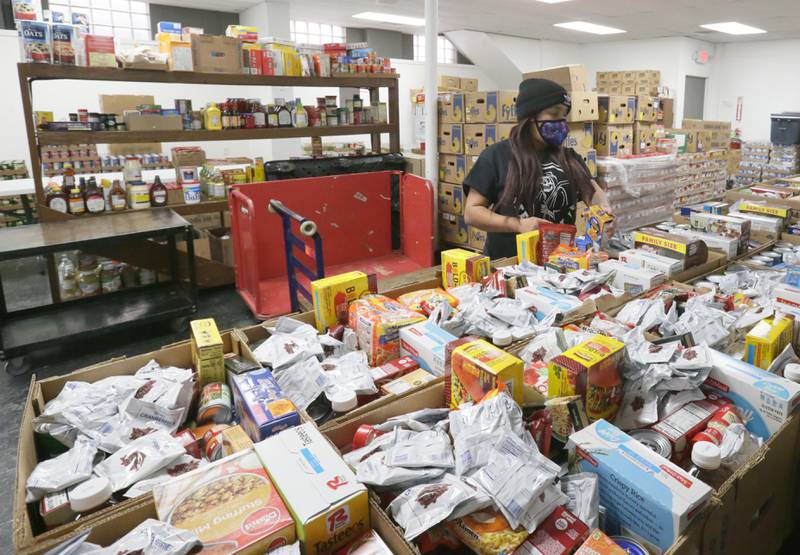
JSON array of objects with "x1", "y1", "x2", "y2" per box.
[{"x1": 348, "y1": 295, "x2": 427, "y2": 366}]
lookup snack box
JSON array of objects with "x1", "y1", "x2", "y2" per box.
[
  {"x1": 689, "y1": 211, "x2": 750, "y2": 254},
  {"x1": 704, "y1": 349, "x2": 800, "y2": 439},
  {"x1": 618, "y1": 249, "x2": 684, "y2": 277},
  {"x1": 738, "y1": 201, "x2": 791, "y2": 220},
  {"x1": 229, "y1": 368, "x2": 301, "y2": 442},
  {"x1": 441, "y1": 248, "x2": 491, "y2": 288},
  {"x1": 514, "y1": 285, "x2": 584, "y2": 321},
  {"x1": 548, "y1": 334, "x2": 625, "y2": 422},
  {"x1": 575, "y1": 529, "x2": 627, "y2": 555},
  {"x1": 348, "y1": 295, "x2": 426, "y2": 366},
  {"x1": 650, "y1": 397, "x2": 728, "y2": 464},
  {"x1": 633, "y1": 228, "x2": 708, "y2": 267},
  {"x1": 597, "y1": 259, "x2": 667, "y2": 294},
  {"x1": 153, "y1": 449, "x2": 296, "y2": 553},
  {"x1": 568, "y1": 420, "x2": 713, "y2": 553},
  {"x1": 399, "y1": 321, "x2": 458, "y2": 377},
  {"x1": 669, "y1": 227, "x2": 739, "y2": 259},
  {"x1": 703, "y1": 201, "x2": 729, "y2": 215},
  {"x1": 191, "y1": 318, "x2": 224, "y2": 386},
  {"x1": 450, "y1": 339, "x2": 523, "y2": 407},
  {"x1": 516, "y1": 230, "x2": 540, "y2": 264},
  {"x1": 744, "y1": 315, "x2": 793, "y2": 370},
  {"x1": 255, "y1": 423, "x2": 369, "y2": 555},
  {"x1": 311, "y1": 271, "x2": 375, "y2": 333},
  {"x1": 369, "y1": 356, "x2": 419, "y2": 387},
  {"x1": 516, "y1": 506, "x2": 590, "y2": 554},
  {"x1": 380, "y1": 368, "x2": 437, "y2": 396},
  {"x1": 727, "y1": 210, "x2": 783, "y2": 234}
]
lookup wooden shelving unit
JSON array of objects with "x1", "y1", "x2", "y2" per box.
[{"x1": 17, "y1": 62, "x2": 402, "y2": 214}]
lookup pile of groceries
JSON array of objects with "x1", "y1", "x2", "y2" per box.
[{"x1": 20, "y1": 204, "x2": 800, "y2": 555}]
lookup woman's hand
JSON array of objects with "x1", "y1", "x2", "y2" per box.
[{"x1": 516, "y1": 217, "x2": 546, "y2": 233}]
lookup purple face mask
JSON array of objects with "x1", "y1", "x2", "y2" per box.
[{"x1": 537, "y1": 119, "x2": 569, "y2": 147}]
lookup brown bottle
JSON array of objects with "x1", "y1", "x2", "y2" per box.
[
  {"x1": 85, "y1": 177, "x2": 105, "y2": 214},
  {"x1": 68, "y1": 188, "x2": 86, "y2": 215},
  {"x1": 149, "y1": 175, "x2": 168, "y2": 207},
  {"x1": 45, "y1": 183, "x2": 69, "y2": 213},
  {"x1": 109, "y1": 180, "x2": 126, "y2": 211}
]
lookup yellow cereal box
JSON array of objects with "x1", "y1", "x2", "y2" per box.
[
  {"x1": 548, "y1": 335, "x2": 625, "y2": 422},
  {"x1": 311, "y1": 271, "x2": 375, "y2": 333},
  {"x1": 441, "y1": 248, "x2": 491, "y2": 289},
  {"x1": 745, "y1": 315, "x2": 794, "y2": 370},
  {"x1": 516, "y1": 230, "x2": 540, "y2": 264},
  {"x1": 451, "y1": 339, "x2": 523, "y2": 408},
  {"x1": 583, "y1": 205, "x2": 615, "y2": 244},
  {"x1": 190, "y1": 318, "x2": 224, "y2": 386}
]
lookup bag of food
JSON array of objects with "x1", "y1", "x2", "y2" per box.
[
  {"x1": 26, "y1": 435, "x2": 96, "y2": 501},
  {"x1": 348, "y1": 295, "x2": 425, "y2": 366},
  {"x1": 388, "y1": 474, "x2": 477, "y2": 540},
  {"x1": 397, "y1": 288, "x2": 459, "y2": 315},
  {"x1": 93, "y1": 430, "x2": 185, "y2": 492},
  {"x1": 449, "y1": 509, "x2": 529, "y2": 555}
]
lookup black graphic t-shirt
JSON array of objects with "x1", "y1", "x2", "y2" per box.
[{"x1": 463, "y1": 139, "x2": 593, "y2": 259}]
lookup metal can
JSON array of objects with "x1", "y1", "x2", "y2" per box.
[
  {"x1": 629, "y1": 429, "x2": 672, "y2": 460},
  {"x1": 202, "y1": 423, "x2": 231, "y2": 461},
  {"x1": 611, "y1": 536, "x2": 650, "y2": 555},
  {"x1": 198, "y1": 382, "x2": 233, "y2": 424},
  {"x1": 352, "y1": 424, "x2": 384, "y2": 450}
]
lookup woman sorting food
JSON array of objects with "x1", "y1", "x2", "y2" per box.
[{"x1": 463, "y1": 77, "x2": 615, "y2": 259}]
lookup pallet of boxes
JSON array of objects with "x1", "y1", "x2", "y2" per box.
[
  {"x1": 595, "y1": 70, "x2": 661, "y2": 156},
  {"x1": 437, "y1": 74, "x2": 505, "y2": 252}
]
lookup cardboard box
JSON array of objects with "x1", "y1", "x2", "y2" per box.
[
  {"x1": 465, "y1": 91, "x2": 498, "y2": 123},
  {"x1": 459, "y1": 77, "x2": 478, "y2": 92},
  {"x1": 255, "y1": 423, "x2": 369, "y2": 554},
  {"x1": 438, "y1": 182, "x2": 464, "y2": 215},
  {"x1": 727, "y1": 211, "x2": 783, "y2": 235},
  {"x1": 99, "y1": 94, "x2": 156, "y2": 119},
  {"x1": 182, "y1": 212, "x2": 222, "y2": 231},
  {"x1": 167, "y1": 40, "x2": 192, "y2": 71},
  {"x1": 438, "y1": 154, "x2": 467, "y2": 185},
  {"x1": 464, "y1": 123, "x2": 497, "y2": 155},
  {"x1": 124, "y1": 114, "x2": 183, "y2": 132},
  {"x1": 468, "y1": 226, "x2": 487, "y2": 251},
  {"x1": 516, "y1": 230, "x2": 540, "y2": 264},
  {"x1": 597, "y1": 95, "x2": 636, "y2": 124},
  {"x1": 568, "y1": 420, "x2": 713, "y2": 553},
  {"x1": 229, "y1": 367, "x2": 300, "y2": 441},
  {"x1": 633, "y1": 227, "x2": 709, "y2": 267},
  {"x1": 311, "y1": 271, "x2": 374, "y2": 333},
  {"x1": 438, "y1": 123, "x2": 463, "y2": 154},
  {"x1": 441, "y1": 248, "x2": 490, "y2": 288},
  {"x1": 440, "y1": 212, "x2": 469, "y2": 245},
  {"x1": 497, "y1": 90, "x2": 517, "y2": 122},
  {"x1": 493, "y1": 122, "x2": 514, "y2": 142},
  {"x1": 207, "y1": 228, "x2": 234, "y2": 266},
  {"x1": 399, "y1": 321, "x2": 457, "y2": 376},
  {"x1": 85, "y1": 34, "x2": 116, "y2": 67},
  {"x1": 438, "y1": 74, "x2": 461, "y2": 89},
  {"x1": 438, "y1": 92, "x2": 465, "y2": 124},
  {"x1": 568, "y1": 91, "x2": 599, "y2": 122},
  {"x1": 451, "y1": 339, "x2": 523, "y2": 407},
  {"x1": 380, "y1": 368, "x2": 437, "y2": 395},
  {"x1": 190, "y1": 318, "x2": 224, "y2": 386},
  {"x1": 566, "y1": 122, "x2": 594, "y2": 156},
  {"x1": 191, "y1": 35, "x2": 241, "y2": 74},
  {"x1": 689, "y1": 212, "x2": 751, "y2": 254},
  {"x1": 660, "y1": 97, "x2": 675, "y2": 127},
  {"x1": 633, "y1": 121, "x2": 657, "y2": 154},
  {"x1": 594, "y1": 124, "x2": 633, "y2": 157},
  {"x1": 745, "y1": 316, "x2": 794, "y2": 370},
  {"x1": 582, "y1": 149, "x2": 598, "y2": 178},
  {"x1": 523, "y1": 64, "x2": 588, "y2": 91},
  {"x1": 618, "y1": 248, "x2": 684, "y2": 276},
  {"x1": 171, "y1": 146, "x2": 206, "y2": 168}
]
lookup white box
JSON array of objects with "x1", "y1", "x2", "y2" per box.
[
  {"x1": 514, "y1": 285, "x2": 584, "y2": 321},
  {"x1": 727, "y1": 210, "x2": 783, "y2": 234},
  {"x1": 704, "y1": 349, "x2": 800, "y2": 440},
  {"x1": 618, "y1": 249, "x2": 684, "y2": 277},
  {"x1": 399, "y1": 321, "x2": 457, "y2": 377},
  {"x1": 598, "y1": 259, "x2": 666, "y2": 293},
  {"x1": 568, "y1": 420, "x2": 713, "y2": 553},
  {"x1": 773, "y1": 284, "x2": 800, "y2": 315},
  {"x1": 689, "y1": 212, "x2": 750, "y2": 253},
  {"x1": 669, "y1": 228, "x2": 738, "y2": 259}
]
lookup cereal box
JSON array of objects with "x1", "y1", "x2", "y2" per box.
[
  {"x1": 348, "y1": 295, "x2": 425, "y2": 366},
  {"x1": 153, "y1": 449, "x2": 295, "y2": 553},
  {"x1": 84, "y1": 34, "x2": 116, "y2": 67},
  {"x1": 516, "y1": 230, "x2": 540, "y2": 264},
  {"x1": 441, "y1": 248, "x2": 491, "y2": 289},
  {"x1": 583, "y1": 204, "x2": 614, "y2": 245},
  {"x1": 451, "y1": 339, "x2": 523, "y2": 408},
  {"x1": 18, "y1": 20, "x2": 51, "y2": 64},
  {"x1": 255, "y1": 423, "x2": 370, "y2": 555},
  {"x1": 568, "y1": 420, "x2": 712, "y2": 552},
  {"x1": 190, "y1": 318, "x2": 224, "y2": 386},
  {"x1": 311, "y1": 271, "x2": 375, "y2": 333},
  {"x1": 575, "y1": 529, "x2": 627, "y2": 555},
  {"x1": 548, "y1": 335, "x2": 625, "y2": 422},
  {"x1": 744, "y1": 315, "x2": 793, "y2": 370},
  {"x1": 230, "y1": 368, "x2": 300, "y2": 442}
]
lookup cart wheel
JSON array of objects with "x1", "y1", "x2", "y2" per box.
[
  {"x1": 300, "y1": 220, "x2": 317, "y2": 236},
  {"x1": 169, "y1": 316, "x2": 190, "y2": 334},
  {"x1": 3, "y1": 356, "x2": 30, "y2": 376}
]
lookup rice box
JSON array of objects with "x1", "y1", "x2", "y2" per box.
[
  {"x1": 230, "y1": 368, "x2": 300, "y2": 441},
  {"x1": 311, "y1": 271, "x2": 375, "y2": 333},
  {"x1": 399, "y1": 320, "x2": 458, "y2": 376},
  {"x1": 744, "y1": 315, "x2": 793, "y2": 370},
  {"x1": 516, "y1": 230, "x2": 540, "y2": 264},
  {"x1": 568, "y1": 420, "x2": 713, "y2": 553},
  {"x1": 153, "y1": 450, "x2": 296, "y2": 553},
  {"x1": 441, "y1": 248, "x2": 491, "y2": 288},
  {"x1": 548, "y1": 335, "x2": 625, "y2": 422},
  {"x1": 190, "y1": 318, "x2": 224, "y2": 386},
  {"x1": 348, "y1": 295, "x2": 425, "y2": 366},
  {"x1": 450, "y1": 339, "x2": 523, "y2": 408},
  {"x1": 255, "y1": 423, "x2": 370, "y2": 555}
]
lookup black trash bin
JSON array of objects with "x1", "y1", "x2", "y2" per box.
[{"x1": 771, "y1": 112, "x2": 800, "y2": 145}]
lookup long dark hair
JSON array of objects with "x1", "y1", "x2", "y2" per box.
[{"x1": 498, "y1": 117, "x2": 593, "y2": 216}]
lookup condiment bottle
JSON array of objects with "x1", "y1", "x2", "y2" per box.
[
  {"x1": 69, "y1": 476, "x2": 113, "y2": 516},
  {"x1": 149, "y1": 175, "x2": 168, "y2": 207},
  {"x1": 329, "y1": 389, "x2": 357, "y2": 417},
  {"x1": 100, "y1": 178, "x2": 112, "y2": 211},
  {"x1": 276, "y1": 98, "x2": 292, "y2": 127},
  {"x1": 293, "y1": 98, "x2": 308, "y2": 127},
  {"x1": 77, "y1": 257, "x2": 100, "y2": 296},
  {"x1": 492, "y1": 330, "x2": 512, "y2": 348},
  {"x1": 221, "y1": 102, "x2": 231, "y2": 129},
  {"x1": 204, "y1": 102, "x2": 222, "y2": 130},
  {"x1": 266, "y1": 104, "x2": 279, "y2": 128},
  {"x1": 45, "y1": 183, "x2": 69, "y2": 213},
  {"x1": 62, "y1": 165, "x2": 75, "y2": 191},
  {"x1": 253, "y1": 101, "x2": 266, "y2": 128},
  {"x1": 688, "y1": 442, "x2": 729, "y2": 490},
  {"x1": 85, "y1": 178, "x2": 105, "y2": 214},
  {"x1": 109, "y1": 180, "x2": 126, "y2": 211},
  {"x1": 57, "y1": 255, "x2": 80, "y2": 299},
  {"x1": 68, "y1": 188, "x2": 85, "y2": 215},
  {"x1": 127, "y1": 181, "x2": 151, "y2": 210},
  {"x1": 78, "y1": 176, "x2": 87, "y2": 194}
]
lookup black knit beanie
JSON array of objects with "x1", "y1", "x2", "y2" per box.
[{"x1": 516, "y1": 78, "x2": 572, "y2": 121}]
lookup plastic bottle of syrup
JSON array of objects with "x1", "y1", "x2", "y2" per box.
[
  {"x1": 149, "y1": 175, "x2": 168, "y2": 207},
  {"x1": 45, "y1": 183, "x2": 69, "y2": 213},
  {"x1": 109, "y1": 180, "x2": 127, "y2": 211},
  {"x1": 688, "y1": 442, "x2": 728, "y2": 490},
  {"x1": 85, "y1": 177, "x2": 105, "y2": 214},
  {"x1": 293, "y1": 98, "x2": 308, "y2": 127},
  {"x1": 68, "y1": 188, "x2": 85, "y2": 215},
  {"x1": 276, "y1": 98, "x2": 292, "y2": 128}
]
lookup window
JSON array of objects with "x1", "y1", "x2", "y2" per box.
[
  {"x1": 290, "y1": 20, "x2": 346, "y2": 45},
  {"x1": 413, "y1": 35, "x2": 457, "y2": 64},
  {"x1": 48, "y1": 0, "x2": 151, "y2": 41}
]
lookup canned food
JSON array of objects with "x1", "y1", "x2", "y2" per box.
[
  {"x1": 201, "y1": 423, "x2": 230, "y2": 452},
  {"x1": 611, "y1": 536, "x2": 650, "y2": 555},
  {"x1": 172, "y1": 428, "x2": 201, "y2": 459},
  {"x1": 352, "y1": 424, "x2": 384, "y2": 450},
  {"x1": 629, "y1": 429, "x2": 672, "y2": 460},
  {"x1": 198, "y1": 382, "x2": 233, "y2": 424}
]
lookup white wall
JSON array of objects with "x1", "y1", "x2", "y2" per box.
[{"x1": 488, "y1": 34, "x2": 583, "y2": 74}]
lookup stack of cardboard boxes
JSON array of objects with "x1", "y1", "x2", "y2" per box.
[
  {"x1": 523, "y1": 65, "x2": 598, "y2": 174},
  {"x1": 682, "y1": 119, "x2": 731, "y2": 150},
  {"x1": 735, "y1": 142, "x2": 770, "y2": 186},
  {"x1": 673, "y1": 151, "x2": 729, "y2": 208},
  {"x1": 764, "y1": 144, "x2": 800, "y2": 180},
  {"x1": 595, "y1": 70, "x2": 661, "y2": 156}
]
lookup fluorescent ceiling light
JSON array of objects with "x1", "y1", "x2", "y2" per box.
[
  {"x1": 352, "y1": 12, "x2": 425, "y2": 26},
  {"x1": 554, "y1": 21, "x2": 626, "y2": 35},
  {"x1": 700, "y1": 21, "x2": 766, "y2": 35}
]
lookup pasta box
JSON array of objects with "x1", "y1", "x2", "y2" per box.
[{"x1": 255, "y1": 423, "x2": 369, "y2": 554}]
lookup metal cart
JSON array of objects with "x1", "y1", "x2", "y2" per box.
[{"x1": 0, "y1": 208, "x2": 198, "y2": 374}]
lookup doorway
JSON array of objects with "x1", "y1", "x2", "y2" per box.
[{"x1": 684, "y1": 76, "x2": 706, "y2": 120}]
